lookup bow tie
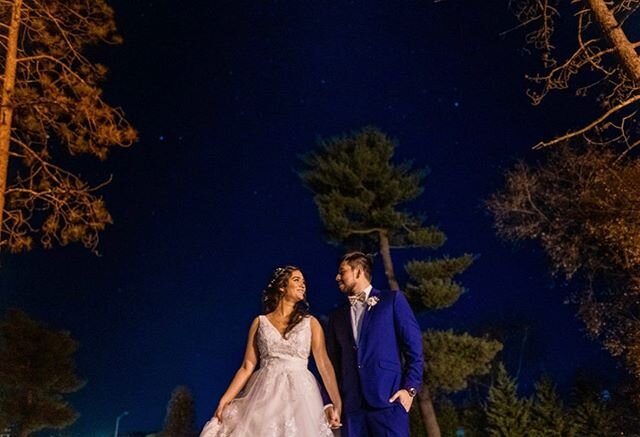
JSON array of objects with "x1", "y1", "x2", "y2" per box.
[{"x1": 348, "y1": 292, "x2": 367, "y2": 306}]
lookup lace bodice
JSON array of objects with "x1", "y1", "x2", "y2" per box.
[{"x1": 257, "y1": 315, "x2": 311, "y2": 368}]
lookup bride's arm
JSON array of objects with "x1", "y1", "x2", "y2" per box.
[
  {"x1": 214, "y1": 317, "x2": 260, "y2": 422},
  {"x1": 310, "y1": 316, "x2": 342, "y2": 424}
]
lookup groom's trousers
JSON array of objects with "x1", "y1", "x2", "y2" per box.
[{"x1": 342, "y1": 402, "x2": 409, "y2": 437}]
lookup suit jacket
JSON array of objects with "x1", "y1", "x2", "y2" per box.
[{"x1": 325, "y1": 288, "x2": 423, "y2": 413}]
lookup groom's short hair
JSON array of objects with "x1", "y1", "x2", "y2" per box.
[{"x1": 340, "y1": 252, "x2": 373, "y2": 281}]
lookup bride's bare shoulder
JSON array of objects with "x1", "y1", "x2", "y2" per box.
[
  {"x1": 249, "y1": 316, "x2": 262, "y2": 329},
  {"x1": 308, "y1": 315, "x2": 323, "y2": 328}
]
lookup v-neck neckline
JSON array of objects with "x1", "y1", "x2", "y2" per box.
[{"x1": 262, "y1": 314, "x2": 290, "y2": 339}]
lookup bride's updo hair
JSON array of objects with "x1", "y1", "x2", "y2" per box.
[{"x1": 262, "y1": 265, "x2": 309, "y2": 338}]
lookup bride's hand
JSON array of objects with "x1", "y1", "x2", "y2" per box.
[
  {"x1": 214, "y1": 401, "x2": 228, "y2": 422},
  {"x1": 327, "y1": 405, "x2": 342, "y2": 429}
]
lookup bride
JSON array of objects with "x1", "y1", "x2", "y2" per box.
[{"x1": 200, "y1": 266, "x2": 342, "y2": 436}]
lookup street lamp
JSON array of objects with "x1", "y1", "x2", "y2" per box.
[{"x1": 114, "y1": 411, "x2": 129, "y2": 437}]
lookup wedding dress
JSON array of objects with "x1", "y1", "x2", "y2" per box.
[{"x1": 200, "y1": 315, "x2": 334, "y2": 437}]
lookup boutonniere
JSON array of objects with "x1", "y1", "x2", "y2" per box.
[{"x1": 366, "y1": 296, "x2": 379, "y2": 311}]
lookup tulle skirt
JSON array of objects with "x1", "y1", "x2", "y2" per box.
[{"x1": 200, "y1": 362, "x2": 333, "y2": 437}]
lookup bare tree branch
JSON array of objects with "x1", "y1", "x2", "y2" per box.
[{"x1": 0, "y1": 0, "x2": 136, "y2": 253}]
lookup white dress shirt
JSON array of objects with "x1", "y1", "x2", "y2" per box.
[{"x1": 350, "y1": 284, "x2": 372, "y2": 342}]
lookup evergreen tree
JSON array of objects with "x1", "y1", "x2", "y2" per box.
[
  {"x1": 572, "y1": 398, "x2": 615, "y2": 437},
  {"x1": 485, "y1": 364, "x2": 530, "y2": 437},
  {"x1": 160, "y1": 386, "x2": 197, "y2": 437},
  {"x1": 409, "y1": 406, "x2": 428, "y2": 437},
  {"x1": 434, "y1": 400, "x2": 459, "y2": 437},
  {"x1": 301, "y1": 127, "x2": 502, "y2": 437},
  {"x1": 413, "y1": 399, "x2": 486, "y2": 437},
  {"x1": 570, "y1": 383, "x2": 616, "y2": 437},
  {"x1": 0, "y1": 0, "x2": 137, "y2": 253},
  {"x1": 0, "y1": 309, "x2": 84, "y2": 437},
  {"x1": 423, "y1": 330, "x2": 502, "y2": 394},
  {"x1": 529, "y1": 377, "x2": 576, "y2": 437},
  {"x1": 458, "y1": 404, "x2": 486, "y2": 437}
]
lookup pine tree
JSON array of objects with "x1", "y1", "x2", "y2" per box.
[
  {"x1": 160, "y1": 386, "x2": 197, "y2": 437},
  {"x1": 435, "y1": 400, "x2": 459, "y2": 437},
  {"x1": 300, "y1": 127, "x2": 502, "y2": 437},
  {"x1": 507, "y1": 0, "x2": 640, "y2": 151},
  {"x1": 423, "y1": 330, "x2": 502, "y2": 394},
  {"x1": 485, "y1": 364, "x2": 530, "y2": 437},
  {"x1": 571, "y1": 384, "x2": 616, "y2": 437},
  {"x1": 0, "y1": 309, "x2": 84, "y2": 437},
  {"x1": 529, "y1": 377, "x2": 576, "y2": 437},
  {"x1": 0, "y1": 0, "x2": 137, "y2": 253},
  {"x1": 409, "y1": 406, "x2": 428, "y2": 437},
  {"x1": 458, "y1": 404, "x2": 486, "y2": 437}
]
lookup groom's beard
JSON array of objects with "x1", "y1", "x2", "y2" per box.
[{"x1": 341, "y1": 282, "x2": 356, "y2": 295}]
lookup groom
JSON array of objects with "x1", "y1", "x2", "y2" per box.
[{"x1": 324, "y1": 252, "x2": 423, "y2": 437}]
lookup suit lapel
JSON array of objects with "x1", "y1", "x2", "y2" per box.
[
  {"x1": 358, "y1": 288, "x2": 379, "y2": 346},
  {"x1": 340, "y1": 304, "x2": 357, "y2": 345}
]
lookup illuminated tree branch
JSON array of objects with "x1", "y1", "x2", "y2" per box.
[
  {"x1": 509, "y1": 0, "x2": 640, "y2": 152},
  {"x1": 0, "y1": 0, "x2": 136, "y2": 253},
  {"x1": 533, "y1": 94, "x2": 640, "y2": 148}
]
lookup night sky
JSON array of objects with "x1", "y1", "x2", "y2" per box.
[{"x1": 0, "y1": 1, "x2": 624, "y2": 436}]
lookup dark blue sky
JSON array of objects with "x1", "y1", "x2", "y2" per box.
[{"x1": 0, "y1": 1, "x2": 623, "y2": 435}]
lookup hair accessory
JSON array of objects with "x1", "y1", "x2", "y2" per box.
[{"x1": 266, "y1": 267, "x2": 286, "y2": 290}]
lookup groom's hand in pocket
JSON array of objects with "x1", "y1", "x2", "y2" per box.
[{"x1": 389, "y1": 389, "x2": 413, "y2": 413}]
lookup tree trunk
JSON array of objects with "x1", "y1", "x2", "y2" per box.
[
  {"x1": 418, "y1": 386, "x2": 441, "y2": 437},
  {"x1": 18, "y1": 426, "x2": 29, "y2": 437},
  {"x1": 378, "y1": 229, "x2": 440, "y2": 437},
  {"x1": 588, "y1": 0, "x2": 640, "y2": 82},
  {"x1": 378, "y1": 230, "x2": 400, "y2": 290},
  {"x1": 0, "y1": 0, "x2": 23, "y2": 247}
]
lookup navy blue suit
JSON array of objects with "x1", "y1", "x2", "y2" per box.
[{"x1": 325, "y1": 288, "x2": 423, "y2": 437}]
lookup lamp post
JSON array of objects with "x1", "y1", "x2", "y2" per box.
[{"x1": 114, "y1": 411, "x2": 129, "y2": 437}]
